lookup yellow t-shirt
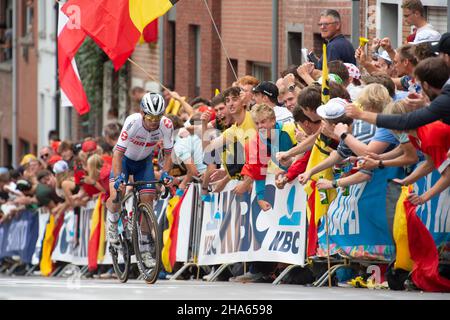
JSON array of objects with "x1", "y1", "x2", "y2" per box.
[{"x1": 221, "y1": 111, "x2": 256, "y2": 179}]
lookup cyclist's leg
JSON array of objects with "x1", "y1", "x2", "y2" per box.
[
  {"x1": 133, "y1": 157, "x2": 157, "y2": 263},
  {"x1": 106, "y1": 157, "x2": 130, "y2": 242}
]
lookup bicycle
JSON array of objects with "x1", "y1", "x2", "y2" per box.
[{"x1": 109, "y1": 180, "x2": 169, "y2": 284}]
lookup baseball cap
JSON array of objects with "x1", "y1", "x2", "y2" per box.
[
  {"x1": 47, "y1": 155, "x2": 62, "y2": 167},
  {"x1": 373, "y1": 50, "x2": 392, "y2": 65},
  {"x1": 16, "y1": 179, "x2": 32, "y2": 192},
  {"x1": 252, "y1": 81, "x2": 279, "y2": 99},
  {"x1": 431, "y1": 32, "x2": 450, "y2": 55},
  {"x1": 82, "y1": 140, "x2": 97, "y2": 153},
  {"x1": 410, "y1": 29, "x2": 441, "y2": 44},
  {"x1": 20, "y1": 154, "x2": 37, "y2": 166},
  {"x1": 344, "y1": 63, "x2": 361, "y2": 80},
  {"x1": 316, "y1": 98, "x2": 349, "y2": 119},
  {"x1": 53, "y1": 160, "x2": 69, "y2": 174}
]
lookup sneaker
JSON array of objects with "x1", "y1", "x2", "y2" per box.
[
  {"x1": 107, "y1": 220, "x2": 119, "y2": 244},
  {"x1": 202, "y1": 267, "x2": 216, "y2": 281},
  {"x1": 229, "y1": 271, "x2": 264, "y2": 283},
  {"x1": 141, "y1": 252, "x2": 156, "y2": 269}
]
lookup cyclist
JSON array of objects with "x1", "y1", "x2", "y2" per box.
[{"x1": 106, "y1": 92, "x2": 174, "y2": 268}]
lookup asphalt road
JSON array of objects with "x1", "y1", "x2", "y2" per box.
[{"x1": 1, "y1": 275, "x2": 449, "y2": 300}]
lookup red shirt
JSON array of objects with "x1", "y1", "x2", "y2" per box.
[
  {"x1": 285, "y1": 150, "x2": 312, "y2": 182},
  {"x1": 409, "y1": 121, "x2": 450, "y2": 169}
]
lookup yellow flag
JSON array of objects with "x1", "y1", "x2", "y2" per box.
[
  {"x1": 392, "y1": 186, "x2": 414, "y2": 271},
  {"x1": 321, "y1": 43, "x2": 330, "y2": 104}
]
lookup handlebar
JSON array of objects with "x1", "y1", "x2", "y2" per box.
[{"x1": 112, "y1": 180, "x2": 170, "y2": 204}]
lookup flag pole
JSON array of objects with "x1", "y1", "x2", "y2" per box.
[
  {"x1": 321, "y1": 42, "x2": 332, "y2": 288},
  {"x1": 202, "y1": 0, "x2": 238, "y2": 81},
  {"x1": 127, "y1": 58, "x2": 171, "y2": 92},
  {"x1": 326, "y1": 213, "x2": 332, "y2": 287}
]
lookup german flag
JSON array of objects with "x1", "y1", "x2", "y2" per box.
[{"x1": 63, "y1": 0, "x2": 179, "y2": 70}]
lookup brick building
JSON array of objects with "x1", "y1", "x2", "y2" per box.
[
  {"x1": 130, "y1": 0, "x2": 447, "y2": 101},
  {"x1": 0, "y1": 0, "x2": 38, "y2": 167}
]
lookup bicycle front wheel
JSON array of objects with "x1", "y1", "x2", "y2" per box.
[
  {"x1": 132, "y1": 202, "x2": 162, "y2": 284},
  {"x1": 109, "y1": 219, "x2": 131, "y2": 283}
]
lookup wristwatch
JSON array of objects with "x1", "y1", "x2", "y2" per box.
[
  {"x1": 340, "y1": 132, "x2": 348, "y2": 141},
  {"x1": 378, "y1": 160, "x2": 385, "y2": 169},
  {"x1": 332, "y1": 180, "x2": 339, "y2": 188}
]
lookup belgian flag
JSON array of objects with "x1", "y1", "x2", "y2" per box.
[{"x1": 63, "y1": 0, "x2": 180, "y2": 70}]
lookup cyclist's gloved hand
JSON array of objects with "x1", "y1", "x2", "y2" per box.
[
  {"x1": 114, "y1": 173, "x2": 126, "y2": 191},
  {"x1": 160, "y1": 171, "x2": 173, "y2": 184}
]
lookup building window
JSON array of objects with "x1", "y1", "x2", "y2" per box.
[
  {"x1": 425, "y1": 6, "x2": 448, "y2": 34},
  {"x1": 287, "y1": 32, "x2": 303, "y2": 66},
  {"x1": 0, "y1": 0, "x2": 13, "y2": 62},
  {"x1": 38, "y1": 0, "x2": 45, "y2": 38},
  {"x1": 22, "y1": 0, "x2": 34, "y2": 38},
  {"x1": 20, "y1": 139, "x2": 30, "y2": 156},
  {"x1": 189, "y1": 25, "x2": 201, "y2": 98},
  {"x1": 313, "y1": 33, "x2": 323, "y2": 57},
  {"x1": 250, "y1": 61, "x2": 271, "y2": 82},
  {"x1": 166, "y1": 21, "x2": 176, "y2": 90},
  {"x1": 380, "y1": 3, "x2": 399, "y2": 49}
]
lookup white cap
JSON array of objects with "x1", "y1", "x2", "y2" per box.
[
  {"x1": 316, "y1": 98, "x2": 348, "y2": 119},
  {"x1": 410, "y1": 29, "x2": 441, "y2": 44},
  {"x1": 375, "y1": 50, "x2": 392, "y2": 64},
  {"x1": 53, "y1": 160, "x2": 69, "y2": 174}
]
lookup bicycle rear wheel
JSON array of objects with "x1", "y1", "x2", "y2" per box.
[
  {"x1": 110, "y1": 215, "x2": 132, "y2": 283},
  {"x1": 132, "y1": 202, "x2": 162, "y2": 284}
]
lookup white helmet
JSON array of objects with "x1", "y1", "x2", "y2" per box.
[{"x1": 140, "y1": 92, "x2": 165, "y2": 116}]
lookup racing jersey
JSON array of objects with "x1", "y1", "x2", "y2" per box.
[{"x1": 115, "y1": 113, "x2": 174, "y2": 161}]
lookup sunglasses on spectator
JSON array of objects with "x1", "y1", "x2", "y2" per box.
[
  {"x1": 40, "y1": 153, "x2": 49, "y2": 159},
  {"x1": 144, "y1": 114, "x2": 163, "y2": 122}
]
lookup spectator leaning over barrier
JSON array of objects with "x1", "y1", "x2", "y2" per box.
[
  {"x1": 346, "y1": 57, "x2": 450, "y2": 129},
  {"x1": 383, "y1": 100, "x2": 450, "y2": 206},
  {"x1": 173, "y1": 113, "x2": 209, "y2": 193},
  {"x1": 275, "y1": 106, "x2": 322, "y2": 190},
  {"x1": 202, "y1": 87, "x2": 257, "y2": 193},
  {"x1": 235, "y1": 104, "x2": 297, "y2": 211},
  {"x1": 54, "y1": 160, "x2": 89, "y2": 218},
  {"x1": 276, "y1": 82, "x2": 350, "y2": 165},
  {"x1": 316, "y1": 9, "x2": 356, "y2": 70},
  {"x1": 35, "y1": 169, "x2": 64, "y2": 212},
  {"x1": 315, "y1": 84, "x2": 408, "y2": 191},
  {"x1": 393, "y1": 44, "x2": 420, "y2": 93},
  {"x1": 298, "y1": 96, "x2": 377, "y2": 185},
  {"x1": 402, "y1": 0, "x2": 441, "y2": 45}
]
